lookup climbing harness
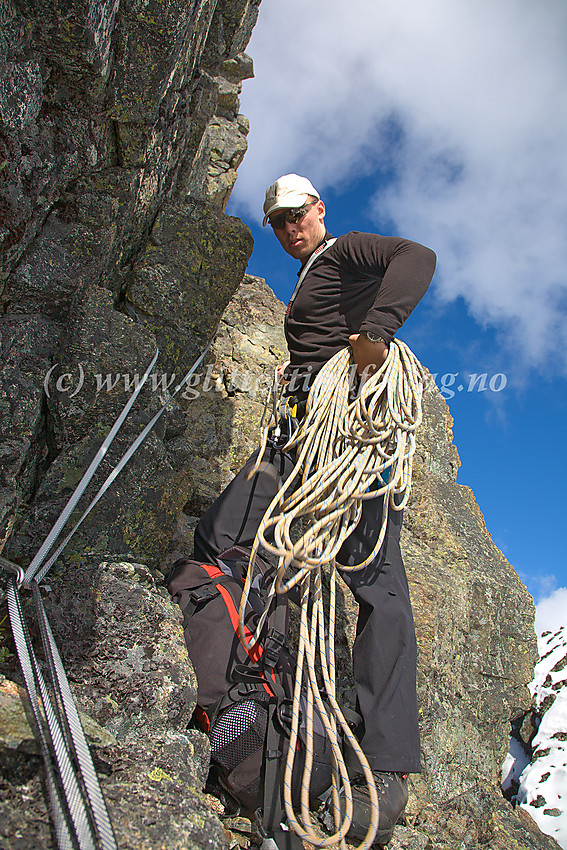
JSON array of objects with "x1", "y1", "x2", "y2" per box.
[
  {"x1": 240, "y1": 340, "x2": 426, "y2": 849},
  {"x1": 1, "y1": 343, "x2": 210, "y2": 850}
]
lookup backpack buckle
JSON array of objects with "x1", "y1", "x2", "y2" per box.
[
  {"x1": 262, "y1": 628, "x2": 285, "y2": 671},
  {"x1": 182, "y1": 584, "x2": 220, "y2": 627},
  {"x1": 189, "y1": 584, "x2": 218, "y2": 605},
  {"x1": 276, "y1": 699, "x2": 298, "y2": 737}
]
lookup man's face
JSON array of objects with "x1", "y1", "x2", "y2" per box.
[{"x1": 271, "y1": 200, "x2": 327, "y2": 261}]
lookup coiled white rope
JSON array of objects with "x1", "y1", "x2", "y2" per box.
[{"x1": 239, "y1": 340, "x2": 426, "y2": 848}]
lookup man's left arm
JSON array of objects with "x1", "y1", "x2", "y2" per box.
[
  {"x1": 349, "y1": 333, "x2": 389, "y2": 378},
  {"x1": 347, "y1": 234, "x2": 436, "y2": 376}
]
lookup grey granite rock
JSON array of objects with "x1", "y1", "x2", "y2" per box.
[{"x1": 0, "y1": 0, "x2": 258, "y2": 845}]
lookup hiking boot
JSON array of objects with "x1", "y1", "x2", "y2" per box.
[{"x1": 321, "y1": 771, "x2": 408, "y2": 847}]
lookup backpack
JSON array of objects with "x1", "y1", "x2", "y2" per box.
[{"x1": 166, "y1": 547, "x2": 334, "y2": 816}]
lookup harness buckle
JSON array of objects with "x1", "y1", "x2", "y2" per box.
[{"x1": 266, "y1": 396, "x2": 303, "y2": 449}]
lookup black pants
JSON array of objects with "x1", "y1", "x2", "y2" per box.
[{"x1": 193, "y1": 443, "x2": 421, "y2": 773}]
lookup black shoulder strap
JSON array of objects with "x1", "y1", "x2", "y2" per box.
[
  {"x1": 259, "y1": 589, "x2": 305, "y2": 850},
  {"x1": 261, "y1": 700, "x2": 304, "y2": 850}
]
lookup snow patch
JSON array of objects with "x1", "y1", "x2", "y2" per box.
[{"x1": 506, "y1": 626, "x2": 567, "y2": 849}]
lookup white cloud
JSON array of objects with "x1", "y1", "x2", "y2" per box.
[
  {"x1": 524, "y1": 571, "x2": 561, "y2": 603},
  {"x1": 536, "y1": 588, "x2": 567, "y2": 635},
  {"x1": 233, "y1": 0, "x2": 567, "y2": 370}
]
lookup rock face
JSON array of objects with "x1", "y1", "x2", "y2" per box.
[
  {"x1": 0, "y1": 1, "x2": 559, "y2": 848},
  {"x1": 0, "y1": 0, "x2": 258, "y2": 847},
  {"x1": 1, "y1": 0, "x2": 256, "y2": 566}
]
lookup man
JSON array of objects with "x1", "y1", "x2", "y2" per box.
[{"x1": 194, "y1": 174, "x2": 436, "y2": 847}]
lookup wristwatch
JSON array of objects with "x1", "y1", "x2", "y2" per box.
[{"x1": 362, "y1": 331, "x2": 387, "y2": 344}]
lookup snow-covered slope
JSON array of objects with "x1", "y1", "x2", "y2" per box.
[{"x1": 504, "y1": 626, "x2": 567, "y2": 848}]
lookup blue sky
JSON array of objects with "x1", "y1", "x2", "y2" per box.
[{"x1": 226, "y1": 0, "x2": 567, "y2": 634}]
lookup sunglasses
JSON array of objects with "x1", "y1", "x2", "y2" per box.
[{"x1": 269, "y1": 201, "x2": 317, "y2": 229}]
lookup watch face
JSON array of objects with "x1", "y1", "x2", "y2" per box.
[{"x1": 366, "y1": 332, "x2": 385, "y2": 343}]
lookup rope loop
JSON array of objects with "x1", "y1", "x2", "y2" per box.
[{"x1": 241, "y1": 341, "x2": 426, "y2": 848}]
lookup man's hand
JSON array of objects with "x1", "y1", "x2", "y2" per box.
[
  {"x1": 277, "y1": 361, "x2": 290, "y2": 385},
  {"x1": 349, "y1": 333, "x2": 388, "y2": 379}
]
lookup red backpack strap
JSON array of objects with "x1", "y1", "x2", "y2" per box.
[{"x1": 200, "y1": 563, "x2": 263, "y2": 664}]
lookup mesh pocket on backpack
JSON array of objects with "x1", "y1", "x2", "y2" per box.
[{"x1": 210, "y1": 699, "x2": 269, "y2": 774}]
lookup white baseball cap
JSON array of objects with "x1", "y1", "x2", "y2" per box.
[{"x1": 262, "y1": 174, "x2": 320, "y2": 226}]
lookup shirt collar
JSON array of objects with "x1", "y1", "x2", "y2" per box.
[{"x1": 297, "y1": 230, "x2": 334, "y2": 275}]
